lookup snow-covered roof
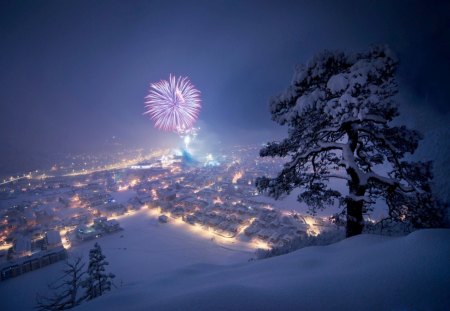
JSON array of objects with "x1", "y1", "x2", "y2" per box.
[
  {"x1": 105, "y1": 219, "x2": 119, "y2": 227},
  {"x1": 46, "y1": 230, "x2": 62, "y2": 245},
  {"x1": 14, "y1": 238, "x2": 31, "y2": 253}
]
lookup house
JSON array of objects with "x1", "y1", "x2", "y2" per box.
[
  {"x1": 94, "y1": 217, "x2": 108, "y2": 229},
  {"x1": 158, "y1": 215, "x2": 169, "y2": 223},
  {"x1": 76, "y1": 225, "x2": 97, "y2": 241},
  {"x1": 12, "y1": 238, "x2": 31, "y2": 258},
  {"x1": 171, "y1": 206, "x2": 185, "y2": 218},
  {"x1": 45, "y1": 230, "x2": 62, "y2": 249},
  {"x1": 102, "y1": 220, "x2": 120, "y2": 233}
]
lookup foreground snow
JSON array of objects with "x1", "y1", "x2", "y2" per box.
[
  {"x1": 0, "y1": 210, "x2": 252, "y2": 311},
  {"x1": 74, "y1": 229, "x2": 450, "y2": 311}
]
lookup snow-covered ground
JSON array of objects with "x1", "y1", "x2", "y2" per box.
[
  {"x1": 72, "y1": 229, "x2": 449, "y2": 311},
  {"x1": 0, "y1": 209, "x2": 254, "y2": 311},
  {"x1": 111, "y1": 189, "x2": 136, "y2": 204},
  {"x1": 1, "y1": 209, "x2": 448, "y2": 311}
]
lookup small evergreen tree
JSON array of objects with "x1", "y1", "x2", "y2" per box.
[
  {"x1": 35, "y1": 257, "x2": 86, "y2": 310},
  {"x1": 256, "y1": 45, "x2": 447, "y2": 237},
  {"x1": 82, "y1": 243, "x2": 115, "y2": 300}
]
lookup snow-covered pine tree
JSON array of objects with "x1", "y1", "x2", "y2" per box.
[
  {"x1": 35, "y1": 257, "x2": 86, "y2": 310},
  {"x1": 82, "y1": 243, "x2": 115, "y2": 301},
  {"x1": 256, "y1": 45, "x2": 446, "y2": 237}
]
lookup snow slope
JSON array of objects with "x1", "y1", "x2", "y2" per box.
[
  {"x1": 74, "y1": 229, "x2": 450, "y2": 311},
  {"x1": 0, "y1": 209, "x2": 253, "y2": 311}
]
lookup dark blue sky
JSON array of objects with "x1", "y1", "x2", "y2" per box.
[{"x1": 1, "y1": 0, "x2": 449, "y2": 156}]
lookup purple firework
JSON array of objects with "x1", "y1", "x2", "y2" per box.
[{"x1": 144, "y1": 75, "x2": 201, "y2": 133}]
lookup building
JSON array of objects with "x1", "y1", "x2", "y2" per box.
[
  {"x1": 94, "y1": 218, "x2": 120, "y2": 233},
  {"x1": 12, "y1": 238, "x2": 31, "y2": 259},
  {"x1": 45, "y1": 230, "x2": 62, "y2": 249},
  {"x1": 76, "y1": 225, "x2": 98, "y2": 241},
  {"x1": 103, "y1": 219, "x2": 120, "y2": 233},
  {"x1": 0, "y1": 246, "x2": 66, "y2": 281}
]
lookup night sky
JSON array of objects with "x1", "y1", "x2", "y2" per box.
[{"x1": 1, "y1": 0, "x2": 449, "y2": 158}]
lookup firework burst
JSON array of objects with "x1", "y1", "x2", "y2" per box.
[{"x1": 144, "y1": 75, "x2": 201, "y2": 133}]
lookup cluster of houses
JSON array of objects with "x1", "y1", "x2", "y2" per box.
[
  {"x1": 151, "y1": 180, "x2": 323, "y2": 247},
  {"x1": 75, "y1": 217, "x2": 121, "y2": 241},
  {"x1": 0, "y1": 145, "x2": 334, "y2": 283},
  {"x1": 243, "y1": 211, "x2": 310, "y2": 245},
  {"x1": 0, "y1": 215, "x2": 121, "y2": 282},
  {"x1": 126, "y1": 153, "x2": 321, "y2": 248},
  {"x1": 0, "y1": 230, "x2": 66, "y2": 281}
]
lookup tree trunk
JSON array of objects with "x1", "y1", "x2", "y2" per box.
[
  {"x1": 346, "y1": 198, "x2": 364, "y2": 237},
  {"x1": 345, "y1": 126, "x2": 364, "y2": 237}
]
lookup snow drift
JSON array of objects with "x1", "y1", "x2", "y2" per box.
[{"x1": 75, "y1": 229, "x2": 450, "y2": 311}]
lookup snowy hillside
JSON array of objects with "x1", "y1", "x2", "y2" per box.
[
  {"x1": 0, "y1": 210, "x2": 253, "y2": 311},
  {"x1": 74, "y1": 229, "x2": 450, "y2": 311}
]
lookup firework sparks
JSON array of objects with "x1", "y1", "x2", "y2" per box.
[{"x1": 144, "y1": 75, "x2": 201, "y2": 133}]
